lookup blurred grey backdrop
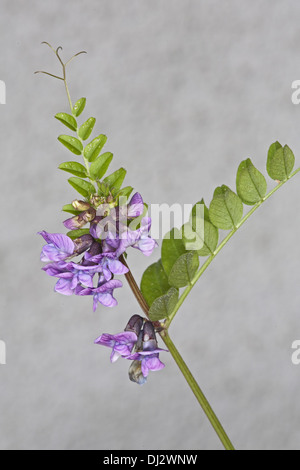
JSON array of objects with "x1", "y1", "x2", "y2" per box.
[{"x1": 0, "y1": 0, "x2": 299, "y2": 450}]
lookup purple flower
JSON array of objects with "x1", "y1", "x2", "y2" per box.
[
  {"x1": 128, "y1": 217, "x2": 158, "y2": 256},
  {"x1": 39, "y1": 191, "x2": 156, "y2": 311},
  {"x1": 93, "y1": 316, "x2": 167, "y2": 383},
  {"x1": 76, "y1": 277, "x2": 123, "y2": 311},
  {"x1": 89, "y1": 206, "x2": 119, "y2": 241},
  {"x1": 128, "y1": 350, "x2": 166, "y2": 377},
  {"x1": 90, "y1": 192, "x2": 145, "y2": 244},
  {"x1": 120, "y1": 192, "x2": 144, "y2": 219},
  {"x1": 94, "y1": 331, "x2": 138, "y2": 362},
  {"x1": 39, "y1": 231, "x2": 75, "y2": 262},
  {"x1": 101, "y1": 218, "x2": 157, "y2": 258},
  {"x1": 128, "y1": 320, "x2": 168, "y2": 382},
  {"x1": 42, "y1": 261, "x2": 103, "y2": 295},
  {"x1": 84, "y1": 252, "x2": 129, "y2": 281}
]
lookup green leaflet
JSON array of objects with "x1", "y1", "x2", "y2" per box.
[
  {"x1": 62, "y1": 204, "x2": 80, "y2": 215},
  {"x1": 236, "y1": 158, "x2": 267, "y2": 205},
  {"x1": 68, "y1": 177, "x2": 96, "y2": 198},
  {"x1": 67, "y1": 228, "x2": 90, "y2": 239},
  {"x1": 181, "y1": 222, "x2": 203, "y2": 252},
  {"x1": 97, "y1": 182, "x2": 110, "y2": 197},
  {"x1": 209, "y1": 185, "x2": 243, "y2": 230},
  {"x1": 116, "y1": 186, "x2": 134, "y2": 201},
  {"x1": 148, "y1": 287, "x2": 179, "y2": 321},
  {"x1": 184, "y1": 220, "x2": 218, "y2": 256},
  {"x1": 168, "y1": 252, "x2": 199, "y2": 288},
  {"x1": 78, "y1": 117, "x2": 96, "y2": 141},
  {"x1": 83, "y1": 135, "x2": 107, "y2": 162},
  {"x1": 181, "y1": 200, "x2": 218, "y2": 256},
  {"x1": 58, "y1": 135, "x2": 83, "y2": 155},
  {"x1": 140, "y1": 259, "x2": 171, "y2": 307},
  {"x1": 72, "y1": 97, "x2": 86, "y2": 117},
  {"x1": 191, "y1": 199, "x2": 210, "y2": 222},
  {"x1": 58, "y1": 161, "x2": 87, "y2": 178},
  {"x1": 161, "y1": 228, "x2": 187, "y2": 276},
  {"x1": 103, "y1": 167, "x2": 126, "y2": 191},
  {"x1": 55, "y1": 112, "x2": 77, "y2": 131},
  {"x1": 267, "y1": 142, "x2": 295, "y2": 181},
  {"x1": 89, "y1": 152, "x2": 113, "y2": 180}
]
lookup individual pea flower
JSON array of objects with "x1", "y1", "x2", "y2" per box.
[
  {"x1": 116, "y1": 216, "x2": 158, "y2": 257},
  {"x1": 76, "y1": 274, "x2": 123, "y2": 310},
  {"x1": 128, "y1": 321, "x2": 168, "y2": 384},
  {"x1": 83, "y1": 251, "x2": 129, "y2": 281},
  {"x1": 100, "y1": 216, "x2": 157, "y2": 258},
  {"x1": 38, "y1": 231, "x2": 75, "y2": 262},
  {"x1": 42, "y1": 260, "x2": 103, "y2": 295},
  {"x1": 94, "y1": 314, "x2": 144, "y2": 362},
  {"x1": 94, "y1": 315, "x2": 167, "y2": 384},
  {"x1": 39, "y1": 231, "x2": 94, "y2": 262},
  {"x1": 118, "y1": 192, "x2": 145, "y2": 220}
]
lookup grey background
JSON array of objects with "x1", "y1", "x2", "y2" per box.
[{"x1": 0, "y1": 0, "x2": 299, "y2": 450}]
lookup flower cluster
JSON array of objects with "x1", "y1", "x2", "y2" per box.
[
  {"x1": 39, "y1": 192, "x2": 157, "y2": 311},
  {"x1": 94, "y1": 315, "x2": 168, "y2": 384}
]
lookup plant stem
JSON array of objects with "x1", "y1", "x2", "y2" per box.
[
  {"x1": 121, "y1": 255, "x2": 235, "y2": 450},
  {"x1": 120, "y1": 255, "x2": 149, "y2": 316},
  {"x1": 64, "y1": 77, "x2": 73, "y2": 112},
  {"x1": 166, "y1": 168, "x2": 300, "y2": 326},
  {"x1": 161, "y1": 330, "x2": 235, "y2": 450}
]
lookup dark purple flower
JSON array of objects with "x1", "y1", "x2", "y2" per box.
[
  {"x1": 73, "y1": 234, "x2": 94, "y2": 255},
  {"x1": 94, "y1": 331, "x2": 138, "y2": 362},
  {"x1": 127, "y1": 320, "x2": 168, "y2": 381},
  {"x1": 39, "y1": 231, "x2": 75, "y2": 262}
]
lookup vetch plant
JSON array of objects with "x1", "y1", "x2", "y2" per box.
[{"x1": 37, "y1": 43, "x2": 300, "y2": 450}]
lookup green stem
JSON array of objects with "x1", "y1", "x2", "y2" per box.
[
  {"x1": 161, "y1": 330, "x2": 235, "y2": 450},
  {"x1": 62, "y1": 65, "x2": 92, "y2": 180},
  {"x1": 64, "y1": 77, "x2": 73, "y2": 112},
  {"x1": 166, "y1": 168, "x2": 300, "y2": 326}
]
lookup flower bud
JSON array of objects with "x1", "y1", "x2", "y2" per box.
[
  {"x1": 124, "y1": 315, "x2": 144, "y2": 337},
  {"x1": 141, "y1": 321, "x2": 158, "y2": 351},
  {"x1": 128, "y1": 360, "x2": 147, "y2": 385},
  {"x1": 72, "y1": 200, "x2": 91, "y2": 211},
  {"x1": 63, "y1": 215, "x2": 85, "y2": 230},
  {"x1": 82, "y1": 207, "x2": 96, "y2": 223},
  {"x1": 81, "y1": 241, "x2": 102, "y2": 266},
  {"x1": 73, "y1": 234, "x2": 94, "y2": 255},
  {"x1": 63, "y1": 208, "x2": 96, "y2": 230},
  {"x1": 87, "y1": 240, "x2": 102, "y2": 257},
  {"x1": 90, "y1": 195, "x2": 106, "y2": 207}
]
